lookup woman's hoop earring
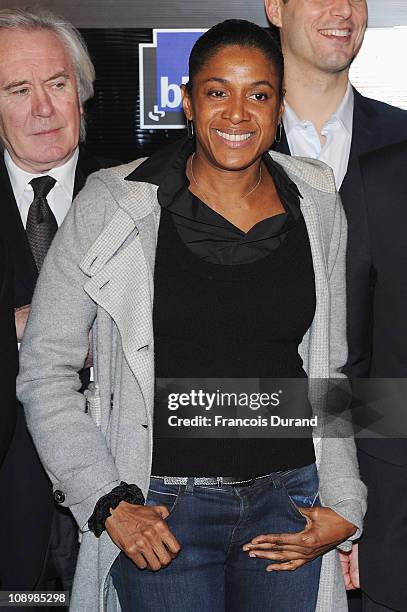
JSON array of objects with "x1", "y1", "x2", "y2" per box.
[
  {"x1": 275, "y1": 122, "x2": 282, "y2": 144},
  {"x1": 187, "y1": 120, "x2": 194, "y2": 139}
]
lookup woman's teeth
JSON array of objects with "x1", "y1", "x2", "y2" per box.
[{"x1": 216, "y1": 130, "x2": 253, "y2": 142}]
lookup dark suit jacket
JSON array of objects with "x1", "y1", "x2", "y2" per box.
[
  {"x1": 274, "y1": 89, "x2": 407, "y2": 465},
  {"x1": 0, "y1": 236, "x2": 18, "y2": 467},
  {"x1": 357, "y1": 139, "x2": 407, "y2": 609},
  {"x1": 0, "y1": 147, "x2": 117, "y2": 593},
  {"x1": 360, "y1": 139, "x2": 407, "y2": 380}
]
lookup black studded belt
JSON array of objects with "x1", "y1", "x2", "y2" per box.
[{"x1": 151, "y1": 474, "x2": 272, "y2": 487}]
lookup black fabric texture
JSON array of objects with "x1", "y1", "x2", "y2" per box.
[{"x1": 88, "y1": 482, "x2": 145, "y2": 538}]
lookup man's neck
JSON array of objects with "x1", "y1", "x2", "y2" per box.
[{"x1": 283, "y1": 58, "x2": 350, "y2": 134}]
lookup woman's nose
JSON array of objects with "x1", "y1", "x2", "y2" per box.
[{"x1": 222, "y1": 96, "x2": 250, "y2": 124}]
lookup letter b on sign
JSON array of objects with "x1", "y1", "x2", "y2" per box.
[{"x1": 160, "y1": 77, "x2": 182, "y2": 109}]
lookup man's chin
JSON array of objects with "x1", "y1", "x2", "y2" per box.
[
  {"x1": 29, "y1": 146, "x2": 77, "y2": 171},
  {"x1": 317, "y1": 55, "x2": 355, "y2": 75}
]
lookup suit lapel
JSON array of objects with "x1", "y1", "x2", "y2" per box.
[
  {"x1": 73, "y1": 165, "x2": 86, "y2": 198},
  {"x1": 341, "y1": 90, "x2": 407, "y2": 209},
  {"x1": 0, "y1": 158, "x2": 37, "y2": 306},
  {"x1": 339, "y1": 90, "x2": 381, "y2": 214},
  {"x1": 74, "y1": 147, "x2": 103, "y2": 197},
  {"x1": 351, "y1": 89, "x2": 407, "y2": 155},
  {"x1": 273, "y1": 124, "x2": 290, "y2": 155}
]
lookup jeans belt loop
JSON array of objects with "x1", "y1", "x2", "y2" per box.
[
  {"x1": 270, "y1": 472, "x2": 280, "y2": 489},
  {"x1": 185, "y1": 476, "x2": 195, "y2": 494}
]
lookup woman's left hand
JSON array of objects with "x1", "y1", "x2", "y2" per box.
[{"x1": 242, "y1": 507, "x2": 357, "y2": 571}]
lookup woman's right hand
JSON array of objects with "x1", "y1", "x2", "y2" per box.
[{"x1": 105, "y1": 500, "x2": 181, "y2": 570}]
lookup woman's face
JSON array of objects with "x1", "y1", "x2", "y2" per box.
[{"x1": 182, "y1": 44, "x2": 283, "y2": 172}]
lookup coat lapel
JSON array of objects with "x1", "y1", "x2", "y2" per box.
[{"x1": 80, "y1": 199, "x2": 160, "y2": 419}]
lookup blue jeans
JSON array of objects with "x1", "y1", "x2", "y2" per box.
[{"x1": 110, "y1": 463, "x2": 321, "y2": 612}]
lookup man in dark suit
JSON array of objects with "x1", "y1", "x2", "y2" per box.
[
  {"x1": 0, "y1": 8, "x2": 115, "y2": 603},
  {"x1": 0, "y1": 236, "x2": 18, "y2": 468},
  {"x1": 266, "y1": 1, "x2": 407, "y2": 610},
  {"x1": 355, "y1": 142, "x2": 407, "y2": 612}
]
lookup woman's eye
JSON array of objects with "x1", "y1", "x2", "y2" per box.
[
  {"x1": 250, "y1": 92, "x2": 268, "y2": 101},
  {"x1": 208, "y1": 90, "x2": 226, "y2": 98}
]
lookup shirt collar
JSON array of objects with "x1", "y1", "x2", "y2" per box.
[
  {"x1": 330, "y1": 81, "x2": 354, "y2": 134},
  {"x1": 283, "y1": 81, "x2": 354, "y2": 137},
  {"x1": 4, "y1": 147, "x2": 79, "y2": 202}
]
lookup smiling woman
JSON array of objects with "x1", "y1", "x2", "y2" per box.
[
  {"x1": 17, "y1": 19, "x2": 366, "y2": 612},
  {"x1": 104, "y1": 20, "x2": 363, "y2": 611},
  {"x1": 181, "y1": 43, "x2": 284, "y2": 233}
]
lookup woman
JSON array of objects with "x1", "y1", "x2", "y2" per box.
[{"x1": 18, "y1": 20, "x2": 366, "y2": 612}]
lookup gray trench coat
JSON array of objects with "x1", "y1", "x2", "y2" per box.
[{"x1": 18, "y1": 150, "x2": 367, "y2": 611}]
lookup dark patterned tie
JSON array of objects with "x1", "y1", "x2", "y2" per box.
[{"x1": 26, "y1": 176, "x2": 57, "y2": 271}]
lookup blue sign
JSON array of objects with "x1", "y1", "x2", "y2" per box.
[{"x1": 139, "y1": 29, "x2": 206, "y2": 129}]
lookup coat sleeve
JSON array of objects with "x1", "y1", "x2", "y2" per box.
[
  {"x1": 17, "y1": 173, "x2": 122, "y2": 531},
  {"x1": 317, "y1": 194, "x2": 367, "y2": 550}
]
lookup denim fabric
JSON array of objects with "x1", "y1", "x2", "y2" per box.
[{"x1": 110, "y1": 463, "x2": 321, "y2": 612}]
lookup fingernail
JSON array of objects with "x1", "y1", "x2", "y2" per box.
[
  {"x1": 249, "y1": 552, "x2": 256, "y2": 558},
  {"x1": 242, "y1": 546, "x2": 249, "y2": 551}
]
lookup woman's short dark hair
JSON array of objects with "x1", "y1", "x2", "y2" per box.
[{"x1": 187, "y1": 19, "x2": 284, "y2": 101}]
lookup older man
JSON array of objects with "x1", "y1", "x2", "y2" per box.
[
  {"x1": 266, "y1": 1, "x2": 407, "y2": 610},
  {"x1": 0, "y1": 8, "x2": 115, "y2": 598}
]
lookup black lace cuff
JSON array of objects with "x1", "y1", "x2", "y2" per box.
[{"x1": 88, "y1": 481, "x2": 145, "y2": 537}]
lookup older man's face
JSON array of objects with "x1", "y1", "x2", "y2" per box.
[
  {"x1": 0, "y1": 28, "x2": 82, "y2": 173},
  {"x1": 266, "y1": 0, "x2": 368, "y2": 74}
]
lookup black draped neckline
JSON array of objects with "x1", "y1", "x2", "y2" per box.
[{"x1": 126, "y1": 137, "x2": 303, "y2": 265}]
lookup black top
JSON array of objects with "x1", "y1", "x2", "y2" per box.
[
  {"x1": 127, "y1": 137, "x2": 316, "y2": 476},
  {"x1": 157, "y1": 141, "x2": 302, "y2": 265}
]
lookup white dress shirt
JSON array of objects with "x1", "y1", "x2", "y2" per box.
[
  {"x1": 4, "y1": 147, "x2": 79, "y2": 228},
  {"x1": 283, "y1": 82, "x2": 354, "y2": 189}
]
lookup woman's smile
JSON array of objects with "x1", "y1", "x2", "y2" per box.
[{"x1": 213, "y1": 128, "x2": 256, "y2": 148}]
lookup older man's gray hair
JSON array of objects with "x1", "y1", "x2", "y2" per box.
[{"x1": 0, "y1": 7, "x2": 95, "y2": 140}]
